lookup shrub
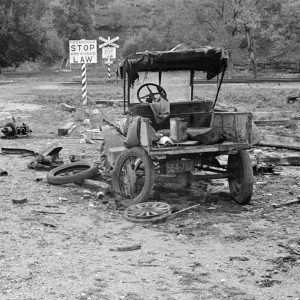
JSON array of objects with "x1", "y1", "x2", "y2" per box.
[{"x1": 41, "y1": 30, "x2": 65, "y2": 64}]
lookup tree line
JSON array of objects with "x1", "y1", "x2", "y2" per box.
[{"x1": 0, "y1": 0, "x2": 299, "y2": 76}]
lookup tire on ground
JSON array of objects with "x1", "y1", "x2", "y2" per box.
[{"x1": 46, "y1": 161, "x2": 98, "y2": 185}]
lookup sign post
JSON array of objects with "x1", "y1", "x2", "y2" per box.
[
  {"x1": 69, "y1": 40, "x2": 97, "y2": 105},
  {"x1": 98, "y1": 36, "x2": 119, "y2": 79}
]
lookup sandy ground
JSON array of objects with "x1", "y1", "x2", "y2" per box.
[{"x1": 0, "y1": 79, "x2": 300, "y2": 300}]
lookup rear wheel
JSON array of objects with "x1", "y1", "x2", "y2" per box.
[
  {"x1": 228, "y1": 150, "x2": 253, "y2": 204},
  {"x1": 112, "y1": 147, "x2": 154, "y2": 207}
]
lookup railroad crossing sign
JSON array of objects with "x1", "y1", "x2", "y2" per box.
[
  {"x1": 69, "y1": 40, "x2": 97, "y2": 64},
  {"x1": 98, "y1": 36, "x2": 120, "y2": 48},
  {"x1": 98, "y1": 36, "x2": 119, "y2": 78},
  {"x1": 98, "y1": 36, "x2": 119, "y2": 63},
  {"x1": 102, "y1": 47, "x2": 116, "y2": 59}
]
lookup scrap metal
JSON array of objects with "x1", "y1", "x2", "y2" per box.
[{"x1": 1, "y1": 117, "x2": 32, "y2": 138}]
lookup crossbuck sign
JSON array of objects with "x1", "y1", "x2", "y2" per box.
[
  {"x1": 98, "y1": 36, "x2": 120, "y2": 49},
  {"x1": 98, "y1": 36, "x2": 119, "y2": 66}
]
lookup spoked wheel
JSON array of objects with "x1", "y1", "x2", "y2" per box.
[
  {"x1": 227, "y1": 150, "x2": 253, "y2": 204},
  {"x1": 124, "y1": 202, "x2": 171, "y2": 222},
  {"x1": 47, "y1": 161, "x2": 98, "y2": 185},
  {"x1": 112, "y1": 147, "x2": 154, "y2": 207},
  {"x1": 137, "y1": 83, "x2": 167, "y2": 103}
]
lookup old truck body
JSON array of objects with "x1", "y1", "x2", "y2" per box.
[{"x1": 111, "y1": 47, "x2": 260, "y2": 207}]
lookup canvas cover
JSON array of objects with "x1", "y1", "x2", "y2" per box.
[{"x1": 120, "y1": 47, "x2": 228, "y2": 87}]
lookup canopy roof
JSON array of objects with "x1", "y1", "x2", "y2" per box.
[{"x1": 120, "y1": 47, "x2": 228, "y2": 86}]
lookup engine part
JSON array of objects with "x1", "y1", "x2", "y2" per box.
[{"x1": 1, "y1": 122, "x2": 32, "y2": 138}]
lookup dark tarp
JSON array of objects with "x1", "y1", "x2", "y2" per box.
[{"x1": 120, "y1": 47, "x2": 228, "y2": 87}]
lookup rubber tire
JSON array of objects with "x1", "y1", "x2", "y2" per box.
[
  {"x1": 112, "y1": 147, "x2": 154, "y2": 207},
  {"x1": 47, "y1": 161, "x2": 98, "y2": 185},
  {"x1": 228, "y1": 150, "x2": 253, "y2": 205}
]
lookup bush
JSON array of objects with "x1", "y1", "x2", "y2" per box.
[{"x1": 41, "y1": 30, "x2": 65, "y2": 65}]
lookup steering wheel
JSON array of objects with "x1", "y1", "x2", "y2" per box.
[{"x1": 137, "y1": 83, "x2": 167, "y2": 103}]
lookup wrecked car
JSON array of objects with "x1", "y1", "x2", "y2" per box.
[{"x1": 110, "y1": 47, "x2": 260, "y2": 207}]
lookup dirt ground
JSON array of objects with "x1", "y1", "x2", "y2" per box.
[{"x1": 0, "y1": 74, "x2": 300, "y2": 300}]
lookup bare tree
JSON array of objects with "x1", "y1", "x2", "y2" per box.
[{"x1": 202, "y1": 0, "x2": 261, "y2": 78}]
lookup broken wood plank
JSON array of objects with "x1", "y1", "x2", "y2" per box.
[
  {"x1": 32, "y1": 209, "x2": 66, "y2": 215},
  {"x1": 272, "y1": 196, "x2": 300, "y2": 209},
  {"x1": 258, "y1": 133, "x2": 300, "y2": 151},
  {"x1": 260, "y1": 155, "x2": 300, "y2": 166},
  {"x1": 252, "y1": 111, "x2": 295, "y2": 121},
  {"x1": 109, "y1": 244, "x2": 142, "y2": 252},
  {"x1": 86, "y1": 129, "x2": 103, "y2": 140},
  {"x1": 272, "y1": 128, "x2": 300, "y2": 136},
  {"x1": 254, "y1": 119, "x2": 294, "y2": 127},
  {"x1": 38, "y1": 141, "x2": 61, "y2": 157},
  {"x1": 61, "y1": 103, "x2": 76, "y2": 112},
  {"x1": 252, "y1": 150, "x2": 300, "y2": 166},
  {"x1": 82, "y1": 179, "x2": 110, "y2": 192},
  {"x1": 258, "y1": 143, "x2": 300, "y2": 151},
  {"x1": 58, "y1": 122, "x2": 76, "y2": 136},
  {"x1": 41, "y1": 216, "x2": 58, "y2": 228}
]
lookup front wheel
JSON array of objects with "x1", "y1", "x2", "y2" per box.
[
  {"x1": 228, "y1": 150, "x2": 253, "y2": 204},
  {"x1": 112, "y1": 147, "x2": 154, "y2": 207}
]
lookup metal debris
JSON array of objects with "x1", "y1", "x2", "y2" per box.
[{"x1": 12, "y1": 198, "x2": 27, "y2": 204}]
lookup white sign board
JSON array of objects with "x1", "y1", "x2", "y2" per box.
[
  {"x1": 69, "y1": 40, "x2": 97, "y2": 64},
  {"x1": 102, "y1": 47, "x2": 116, "y2": 59}
]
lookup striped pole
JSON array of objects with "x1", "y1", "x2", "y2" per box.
[
  {"x1": 107, "y1": 64, "x2": 111, "y2": 79},
  {"x1": 106, "y1": 59, "x2": 112, "y2": 79},
  {"x1": 81, "y1": 63, "x2": 88, "y2": 105}
]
